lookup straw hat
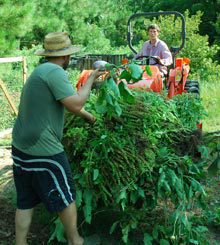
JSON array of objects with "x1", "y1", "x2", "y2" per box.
[{"x1": 35, "y1": 32, "x2": 80, "y2": 56}]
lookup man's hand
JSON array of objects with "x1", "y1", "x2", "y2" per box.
[
  {"x1": 156, "y1": 56, "x2": 164, "y2": 65},
  {"x1": 84, "y1": 111, "x2": 96, "y2": 124},
  {"x1": 76, "y1": 108, "x2": 96, "y2": 123},
  {"x1": 90, "y1": 69, "x2": 108, "y2": 87},
  {"x1": 87, "y1": 114, "x2": 96, "y2": 124},
  {"x1": 89, "y1": 68, "x2": 105, "y2": 82}
]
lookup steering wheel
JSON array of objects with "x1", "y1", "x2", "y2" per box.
[{"x1": 135, "y1": 55, "x2": 161, "y2": 65}]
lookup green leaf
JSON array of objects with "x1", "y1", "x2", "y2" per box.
[
  {"x1": 105, "y1": 63, "x2": 116, "y2": 71},
  {"x1": 143, "y1": 233, "x2": 153, "y2": 245},
  {"x1": 110, "y1": 221, "x2": 119, "y2": 234},
  {"x1": 114, "y1": 101, "x2": 122, "y2": 116},
  {"x1": 83, "y1": 190, "x2": 93, "y2": 223},
  {"x1": 131, "y1": 221, "x2": 137, "y2": 229},
  {"x1": 122, "y1": 225, "x2": 129, "y2": 243},
  {"x1": 189, "y1": 186, "x2": 194, "y2": 199},
  {"x1": 48, "y1": 218, "x2": 66, "y2": 243},
  {"x1": 101, "y1": 135, "x2": 107, "y2": 139},
  {"x1": 159, "y1": 239, "x2": 170, "y2": 245},
  {"x1": 145, "y1": 65, "x2": 152, "y2": 76},
  {"x1": 83, "y1": 189, "x2": 93, "y2": 204},
  {"x1": 167, "y1": 169, "x2": 177, "y2": 186},
  {"x1": 107, "y1": 77, "x2": 120, "y2": 97},
  {"x1": 105, "y1": 93, "x2": 114, "y2": 105},
  {"x1": 95, "y1": 104, "x2": 107, "y2": 113},
  {"x1": 119, "y1": 69, "x2": 132, "y2": 82},
  {"x1": 93, "y1": 169, "x2": 99, "y2": 181},
  {"x1": 118, "y1": 190, "x2": 127, "y2": 200},
  {"x1": 189, "y1": 239, "x2": 199, "y2": 244},
  {"x1": 83, "y1": 204, "x2": 92, "y2": 224},
  {"x1": 197, "y1": 145, "x2": 209, "y2": 159},
  {"x1": 191, "y1": 179, "x2": 206, "y2": 196},
  {"x1": 138, "y1": 188, "x2": 145, "y2": 198},
  {"x1": 121, "y1": 199, "x2": 126, "y2": 210},
  {"x1": 76, "y1": 189, "x2": 83, "y2": 207},
  {"x1": 158, "y1": 172, "x2": 166, "y2": 190},
  {"x1": 181, "y1": 214, "x2": 189, "y2": 228},
  {"x1": 207, "y1": 157, "x2": 220, "y2": 176},
  {"x1": 128, "y1": 63, "x2": 143, "y2": 81},
  {"x1": 130, "y1": 191, "x2": 138, "y2": 204},
  {"x1": 95, "y1": 93, "x2": 108, "y2": 113},
  {"x1": 118, "y1": 81, "x2": 135, "y2": 103},
  {"x1": 116, "y1": 189, "x2": 127, "y2": 205},
  {"x1": 152, "y1": 225, "x2": 158, "y2": 239},
  {"x1": 163, "y1": 180, "x2": 171, "y2": 194},
  {"x1": 195, "y1": 226, "x2": 208, "y2": 233}
]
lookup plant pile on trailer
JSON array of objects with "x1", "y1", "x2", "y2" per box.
[{"x1": 50, "y1": 61, "x2": 211, "y2": 244}]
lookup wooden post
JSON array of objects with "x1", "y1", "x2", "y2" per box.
[
  {"x1": 22, "y1": 56, "x2": 28, "y2": 84},
  {"x1": 0, "y1": 79, "x2": 18, "y2": 116},
  {"x1": 0, "y1": 56, "x2": 27, "y2": 116},
  {"x1": 0, "y1": 57, "x2": 27, "y2": 83}
]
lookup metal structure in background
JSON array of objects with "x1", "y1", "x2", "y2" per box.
[
  {"x1": 127, "y1": 11, "x2": 186, "y2": 59},
  {"x1": 70, "y1": 54, "x2": 127, "y2": 70},
  {"x1": 0, "y1": 56, "x2": 27, "y2": 116},
  {"x1": 70, "y1": 11, "x2": 186, "y2": 71}
]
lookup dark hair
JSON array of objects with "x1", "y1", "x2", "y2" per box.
[{"x1": 147, "y1": 24, "x2": 160, "y2": 32}]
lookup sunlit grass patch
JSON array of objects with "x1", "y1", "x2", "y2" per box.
[{"x1": 201, "y1": 79, "x2": 220, "y2": 132}]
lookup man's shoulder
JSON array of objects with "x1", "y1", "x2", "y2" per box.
[
  {"x1": 37, "y1": 62, "x2": 63, "y2": 72},
  {"x1": 144, "y1": 40, "x2": 151, "y2": 45},
  {"x1": 33, "y1": 62, "x2": 65, "y2": 79},
  {"x1": 157, "y1": 39, "x2": 169, "y2": 48},
  {"x1": 142, "y1": 40, "x2": 151, "y2": 49}
]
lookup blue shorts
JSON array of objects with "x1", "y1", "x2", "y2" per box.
[{"x1": 12, "y1": 146, "x2": 75, "y2": 213}]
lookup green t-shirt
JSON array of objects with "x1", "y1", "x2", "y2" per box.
[{"x1": 12, "y1": 62, "x2": 75, "y2": 156}]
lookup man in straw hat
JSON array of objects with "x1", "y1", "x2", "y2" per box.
[{"x1": 12, "y1": 32, "x2": 103, "y2": 245}]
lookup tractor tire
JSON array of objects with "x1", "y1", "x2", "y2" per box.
[
  {"x1": 186, "y1": 86, "x2": 200, "y2": 95},
  {"x1": 185, "y1": 80, "x2": 199, "y2": 87},
  {"x1": 185, "y1": 80, "x2": 200, "y2": 95}
]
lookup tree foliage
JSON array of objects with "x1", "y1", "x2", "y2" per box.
[
  {"x1": 136, "y1": 0, "x2": 220, "y2": 45},
  {"x1": 0, "y1": 0, "x2": 34, "y2": 55},
  {"x1": 1, "y1": 0, "x2": 219, "y2": 58}
]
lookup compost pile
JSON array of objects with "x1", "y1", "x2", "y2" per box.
[{"x1": 62, "y1": 89, "x2": 209, "y2": 243}]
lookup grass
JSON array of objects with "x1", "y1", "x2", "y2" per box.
[
  {"x1": 201, "y1": 78, "x2": 220, "y2": 132},
  {"x1": 0, "y1": 97, "x2": 16, "y2": 131},
  {"x1": 0, "y1": 138, "x2": 11, "y2": 146},
  {"x1": 0, "y1": 62, "x2": 22, "y2": 131}
]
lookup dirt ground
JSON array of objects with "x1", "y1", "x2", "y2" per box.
[
  {"x1": 0, "y1": 146, "x2": 116, "y2": 245},
  {"x1": 0, "y1": 146, "x2": 53, "y2": 245}
]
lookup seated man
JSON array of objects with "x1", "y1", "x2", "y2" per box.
[{"x1": 135, "y1": 24, "x2": 173, "y2": 75}]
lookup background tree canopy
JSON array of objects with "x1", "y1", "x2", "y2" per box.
[{"x1": 0, "y1": 0, "x2": 219, "y2": 58}]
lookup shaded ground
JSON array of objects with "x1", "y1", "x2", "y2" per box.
[
  {"x1": 0, "y1": 146, "x2": 120, "y2": 245},
  {"x1": 0, "y1": 145, "x2": 220, "y2": 245},
  {"x1": 0, "y1": 197, "x2": 55, "y2": 245},
  {"x1": 0, "y1": 146, "x2": 52, "y2": 245}
]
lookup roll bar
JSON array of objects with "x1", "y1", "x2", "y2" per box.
[{"x1": 127, "y1": 11, "x2": 186, "y2": 56}]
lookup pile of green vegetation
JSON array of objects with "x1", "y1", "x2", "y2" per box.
[{"x1": 59, "y1": 70, "x2": 211, "y2": 244}]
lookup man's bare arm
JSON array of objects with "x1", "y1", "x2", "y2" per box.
[{"x1": 61, "y1": 69, "x2": 102, "y2": 113}]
